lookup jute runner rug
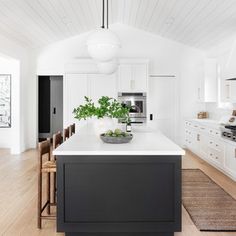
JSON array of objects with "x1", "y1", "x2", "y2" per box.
[{"x1": 182, "y1": 169, "x2": 236, "y2": 231}]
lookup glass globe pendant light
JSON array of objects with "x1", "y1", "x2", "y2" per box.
[{"x1": 87, "y1": 0, "x2": 121, "y2": 62}]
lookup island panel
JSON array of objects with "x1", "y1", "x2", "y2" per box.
[{"x1": 57, "y1": 155, "x2": 181, "y2": 236}]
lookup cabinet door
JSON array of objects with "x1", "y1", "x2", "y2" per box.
[
  {"x1": 132, "y1": 64, "x2": 147, "y2": 92},
  {"x1": 199, "y1": 133, "x2": 209, "y2": 159},
  {"x1": 229, "y1": 80, "x2": 236, "y2": 102},
  {"x1": 118, "y1": 64, "x2": 132, "y2": 92},
  {"x1": 221, "y1": 80, "x2": 231, "y2": 102},
  {"x1": 225, "y1": 143, "x2": 236, "y2": 177},
  {"x1": 64, "y1": 74, "x2": 88, "y2": 131},
  {"x1": 204, "y1": 60, "x2": 217, "y2": 102},
  {"x1": 221, "y1": 80, "x2": 236, "y2": 102},
  {"x1": 88, "y1": 73, "x2": 117, "y2": 104}
]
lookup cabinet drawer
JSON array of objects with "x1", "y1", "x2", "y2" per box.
[
  {"x1": 208, "y1": 139, "x2": 224, "y2": 152},
  {"x1": 207, "y1": 128, "x2": 220, "y2": 137},
  {"x1": 208, "y1": 148, "x2": 223, "y2": 165},
  {"x1": 185, "y1": 121, "x2": 192, "y2": 127},
  {"x1": 199, "y1": 126, "x2": 206, "y2": 132}
]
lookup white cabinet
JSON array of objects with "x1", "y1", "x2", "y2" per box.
[
  {"x1": 221, "y1": 79, "x2": 236, "y2": 102},
  {"x1": 64, "y1": 74, "x2": 88, "y2": 131},
  {"x1": 118, "y1": 61, "x2": 148, "y2": 92},
  {"x1": 64, "y1": 73, "x2": 118, "y2": 130},
  {"x1": 225, "y1": 143, "x2": 236, "y2": 177},
  {"x1": 184, "y1": 120, "x2": 236, "y2": 180},
  {"x1": 199, "y1": 133, "x2": 209, "y2": 159},
  {"x1": 184, "y1": 120, "x2": 230, "y2": 177},
  {"x1": 196, "y1": 59, "x2": 217, "y2": 102},
  {"x1": 88, "y1": 73, "x2": 117, "y2": 103}
]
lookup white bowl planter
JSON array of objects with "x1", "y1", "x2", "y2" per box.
[{"x1": 93, "y1": 117, "x2": 117, "y2": 135}]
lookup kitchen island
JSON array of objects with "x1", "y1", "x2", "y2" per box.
[{"x1": 53, "y1": 130, "x2": 185, "y2": 236}]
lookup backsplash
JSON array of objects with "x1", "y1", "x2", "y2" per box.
[{"x1": 205, "y1": 103, "x2": 236, "y2": 120}]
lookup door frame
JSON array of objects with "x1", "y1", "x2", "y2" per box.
[{"x1": 37, "y1": 74, "x2": 64, "y2": 141}]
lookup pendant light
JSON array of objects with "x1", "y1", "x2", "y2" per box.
[
  {"x1": 97, "y1": 59, "x2": 118, "y2": 74},
  {"x1": 87, "y1": 0, "x2": 121, "y2": 62}
]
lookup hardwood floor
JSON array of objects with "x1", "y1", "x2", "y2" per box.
[{"x1": 0, "y1": 148, "x2": 236, "y2": 236}]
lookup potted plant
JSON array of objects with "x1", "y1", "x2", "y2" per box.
[{"x1": 73, "y1": 96, "x2": 130, "y2": 134}]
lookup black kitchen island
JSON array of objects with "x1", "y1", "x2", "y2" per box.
[{"x1": 53, "y1": 131, "x2": 185, "y2": 236}]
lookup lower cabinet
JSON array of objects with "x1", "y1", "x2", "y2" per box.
[
  {"x1": 185, "y1": 120, "x2": 236, "y2": 181},
  {"x1": 225, "y1": 143, "x2": 236, "y2": 178}
]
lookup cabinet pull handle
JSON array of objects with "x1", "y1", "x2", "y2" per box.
[
  {"x1": 197, "y1": 134, "x2": 200, "y2": 141},
  {"x1": 226, "y1": 84, "x2": 230, "y2": 99},
  {"x1": 198, "y1": 88, "x2": 200, "y2": 100},
  {"x1": 235, "y1": 149, "x2": 236, "y2": 158}
]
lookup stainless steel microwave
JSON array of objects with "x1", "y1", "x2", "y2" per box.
[{"x1": 118, "y1": 92, "x2": 147, "y2": 123}]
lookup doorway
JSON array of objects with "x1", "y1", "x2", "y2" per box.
[
  {"x1": 149, "y1": 75, "x2": 178, "y2": 142},
  {"x1": 38, "y1": 75, "x2": 63, "y2": 140}
]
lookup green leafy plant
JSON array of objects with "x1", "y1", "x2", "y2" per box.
[{"x1": 73, "y1": 96, "x2": 130, "y2": 122}]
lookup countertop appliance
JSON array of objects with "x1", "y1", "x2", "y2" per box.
[
  {"x1": 118, "y1": 92, "x2": 147, "y2": 123},
  {"x1": 220, "y1": 115, "x2": 236, "y2": 142}
]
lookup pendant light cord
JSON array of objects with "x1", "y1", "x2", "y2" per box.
[
  {"x1": 101, "y1": 0, "x2": 109, "y2": 29},
  {"x1": 106, "y1": 0, "x2": 108, "y2": 29},
  {"x1": 101, "y1": 0, "x2": 105, "y2": 28}
]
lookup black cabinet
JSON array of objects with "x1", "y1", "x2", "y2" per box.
[{"x1": 57, "y1": 155, "x2": 181, "y2": 236}]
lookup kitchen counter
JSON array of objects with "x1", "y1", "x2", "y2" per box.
[
  {"x1": 188, "y1": 118, "x2": 221, "y2": 129},
  {"x1": 55, "y1": 130, "x2": 183, "y2": 236},
  {"x1": 53, "y1": 130, "x2": 185, "y2": 156}
]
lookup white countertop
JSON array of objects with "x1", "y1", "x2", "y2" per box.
[
  {"x1": 187, "y1": 118, "x2": 221, "y2": 129},
  {"x1": 53, "y1": 130, "x2": 185, "y2": 156}
]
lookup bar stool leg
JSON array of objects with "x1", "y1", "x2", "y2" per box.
[
  {"x1": 46, "y1": 172, "x2": 51, "y2": 214},
  {"x1": 53, "y1": 172, "x2": 56, "y2": 204},
  {"x1": 37, "y1": 172, "x2": 42, "y2": 229}
]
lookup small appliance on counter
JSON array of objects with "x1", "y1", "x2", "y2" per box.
[
  {"x1": 197, "y1": 111, "x2": 208, "y2": 119},
  {"x1": 220, "y1": 110, "x2": 236, "y2": 142}
]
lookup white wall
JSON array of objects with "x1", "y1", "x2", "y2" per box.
[
  {"x1": 0, "y1": 57, "x2": 19, "y2": 148},
  {"x1": 0, "y1": 34, "x2": 36, "y2": 153},
  {"x1": 36, "y1": 23, "x2": 206, "y2": 146}
]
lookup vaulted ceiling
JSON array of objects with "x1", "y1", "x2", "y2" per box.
[{"x1": 1, "y1": 0, "x2": 236, "y2": 50}]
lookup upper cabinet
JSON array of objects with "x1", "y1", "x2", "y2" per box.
[
  {"x1": 197, "y1": 59, "x2": 217, "y2": 102},
  {"x1": 221, "y1": 79, "x2": 236, "y2": 103},
  {"x1": 118, "y1": 59, "x2": 149, "y2": 92},
  {"x1": 88, "y1": 73, "x2": 117, "y2": 102}
]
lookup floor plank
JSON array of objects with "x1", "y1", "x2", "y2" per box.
[{"x1": 0, "y1": 148, "x2": 235, "y2": 235}]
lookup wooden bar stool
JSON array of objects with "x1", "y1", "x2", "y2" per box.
[
  {"x1": 37, "y1": 139, "x2": 56, "y2": 229},
  {"x1": 63, "y1": 126, "x2": 70, "y2": 141},
  {"x1": 69, "y1": 123, "x2": 75, "y2": 137},
  {"x1": 52, "y1": 131, "x2": 63, "y2": 204}
]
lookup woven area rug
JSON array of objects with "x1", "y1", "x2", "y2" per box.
[{"x1": 182, "y1": 169, "x2": 236, "y2": 231}]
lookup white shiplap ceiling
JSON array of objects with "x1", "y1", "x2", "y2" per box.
[{"x1": 1, "y1": 0, "x2": 236, "y2": 50}]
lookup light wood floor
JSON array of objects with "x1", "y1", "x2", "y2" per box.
[{"x1": 0, "y1": 148, "x2": 236, "y2": 236}]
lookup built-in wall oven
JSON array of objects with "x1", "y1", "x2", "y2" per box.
[{"x1": 118, "y1": 92, "x2": 147, "y2": 123}]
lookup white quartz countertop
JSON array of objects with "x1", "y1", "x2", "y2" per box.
[
  {"x1": 187, "y1": 118, "x2": 221, "y2": 129},
  {"x1": 53, "y1": 131, "x2": 185, "y2": 156}
]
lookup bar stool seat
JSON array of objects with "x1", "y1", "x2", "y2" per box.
[{"x1": 42, "y1": 160, "x2": 56, "y2": 172}]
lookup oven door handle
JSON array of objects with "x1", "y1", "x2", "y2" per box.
[{"x1": 130, "y1": 105, "x2": 141, "y2": 113}]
